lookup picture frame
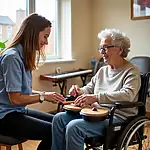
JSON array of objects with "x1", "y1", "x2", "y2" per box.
[{"x1": 131, "y1": 0, "x2": 150, "y2": 20}]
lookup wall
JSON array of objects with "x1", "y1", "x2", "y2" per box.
[
  {"x1": 29, "y1": 0, "x2": 150, "y2": 112},
  {"x1": 28, "y1": 0, "x2": 92, "y2": 112},
  {"x1": 92, "y1": 0, "x2": 150, "y2": 59}
]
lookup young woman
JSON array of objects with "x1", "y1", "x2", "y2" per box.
[{"x1": 0, "y1": 13, "x2": 65, "y2": 150}]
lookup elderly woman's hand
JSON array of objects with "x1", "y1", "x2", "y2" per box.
[
  {"x1": 44, "y1": 92, "x2": 65, "y2": 103},
  {"x1": 69, "y1": 85, "x2": 81, "y2": 97},
  {"x1": 74, "y1": 94, "x2": 99, "y2": 107}
]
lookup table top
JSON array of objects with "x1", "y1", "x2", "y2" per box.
[{"x1": 40, "y1": 69, "x2": 93, "y2": 81}]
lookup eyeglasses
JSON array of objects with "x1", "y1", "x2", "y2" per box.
[{"x1": 98, "y1": 45, "x2": 115, "y2": 53}]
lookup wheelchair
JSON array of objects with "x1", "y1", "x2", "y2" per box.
[{"x1": 84, "y1": 73, "x2": 150, "y2": 150}]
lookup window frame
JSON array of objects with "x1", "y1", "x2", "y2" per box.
[
  {"x1": 0, "y1": 25, "x2": 2, "y2": 41},
  {"x1": 27, "y1": 0, "x2": 72, "y2": 61},
  {"x1": 7, "y1": 25, "x2": 12, "y2": 40},
  {"x1": 0, "y1": 25, "x2": 2, "y2": 34}
]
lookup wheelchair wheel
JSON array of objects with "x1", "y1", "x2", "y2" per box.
[{"x1": 116, "y1": 116, "x2": 150, "y2": 150}]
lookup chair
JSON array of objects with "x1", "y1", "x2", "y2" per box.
[
  {"x1": 92, "y1": 58, "x2": 106, "y2": 76},
  {"x1": 0, "y1": 135, "x2": 26, "y2": 150},
  {"x1": 130, "y1": 56, "x2": 150, "y2": 73},
  {"x1": 130, "y1": 56, "x2": 150, "y2": 96},
  {"x1": 84, "y1": 73, "x2": 150, "y2": 150}
]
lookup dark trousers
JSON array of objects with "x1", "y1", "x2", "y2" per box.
[{"x1": 0, "y1": 108, "x2": 54, "y2": 150}]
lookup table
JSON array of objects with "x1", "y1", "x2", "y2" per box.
[
  {"x1": 40, "y1": 69, "x2": 93, "y2": 112},
  {"x1": 40, "y1": 69, "x2": 93, "y2": 95}
]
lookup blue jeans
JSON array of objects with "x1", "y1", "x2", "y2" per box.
[{"x1": 51, "y1": 112, "x2": 124, "y2": 150}]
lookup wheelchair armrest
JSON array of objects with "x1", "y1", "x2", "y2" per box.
[
  {"x1": 100, "y1": 101, "x2": 144, "y2": 110},
  {"x1": 113, "y1": 101, "x2": 144, "y2": 109},
  {"x1": 100, "y1": 101, "x2": 144, "y2": 126},
  {"x1": 100, "y1": 103, "x2": 116, "y2": 108}
]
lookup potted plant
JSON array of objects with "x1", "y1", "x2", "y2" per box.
[{"x1": 0, "y1": 40, "x2": 8, "y2": 51}]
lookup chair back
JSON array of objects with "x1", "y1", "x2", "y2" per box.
[
  {"x1": 130, "y1": 56, "x2": 150, "y2": 73},
  {"x1": 138, "y1": 73, "x2": 150, "y2": 115},
  {"x1": 92, "y1": 58, "x2": 106, "y2": 76}
]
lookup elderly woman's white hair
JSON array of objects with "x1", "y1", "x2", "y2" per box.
[{"x1": 98, "y1": 29, "x2": 130, "y2": 58}]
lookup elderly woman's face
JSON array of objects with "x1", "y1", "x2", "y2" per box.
[{"x1": 99, "y1": 38, "x2": 121, "y2": 65}]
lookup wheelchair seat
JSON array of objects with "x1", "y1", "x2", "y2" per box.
[{"x1": 84, "y1": 73, "x2": 150, "y2": 150}]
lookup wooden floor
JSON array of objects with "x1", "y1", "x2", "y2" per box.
[
  {"x1": 0, "y1": 140, "x2": 40, "y2": 150},
  {"x1": 0, "y1": 122, "x2": 150, "y2": 150}
]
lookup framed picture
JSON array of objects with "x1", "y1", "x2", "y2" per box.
[{"x1": 131, "y1": 0, "x2": 150, "y2": 20}]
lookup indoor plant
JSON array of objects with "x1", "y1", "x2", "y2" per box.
[{"x1": 0, "y1": 40, "x2": 8, "y2": 51}]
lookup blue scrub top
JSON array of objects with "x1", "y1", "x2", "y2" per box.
[{"x1": 0, "y1": 44, "x2": 32, "y2": 119}]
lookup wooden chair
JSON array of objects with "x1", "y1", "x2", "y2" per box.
[{"x1": 0, "y1": 134, "x2": 26, "y2": 150}]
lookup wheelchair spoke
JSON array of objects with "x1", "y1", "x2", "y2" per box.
[
  {"x1": 124, "y1": 120, "x2": 150, "y2": 150},
  {"x1": 116, "y1": 117, "x2": 150, "y2": 150}
]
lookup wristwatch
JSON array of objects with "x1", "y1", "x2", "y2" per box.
[{"x1": 39, "y1": 91, "x2": 45, "y2": 103}]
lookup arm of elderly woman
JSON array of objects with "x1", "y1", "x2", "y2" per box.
[{"x1": 78, "y1": 64, "x2": 141, "y2": 105}]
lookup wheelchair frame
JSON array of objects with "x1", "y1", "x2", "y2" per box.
[{"x1": 84, "y1": 73, "x2": 150, "y2": 150}]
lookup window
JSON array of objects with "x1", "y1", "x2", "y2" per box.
[
  {"x1": 0, "y1": 25, "x2": 2, "y2": 41},
  {"x1": 0, "y1": 25, "x2": 2, "y2": 34},
  {"x1": 0, "y1": 0, "x2": 27, "y2": 43},
  {"x1": 0, "y1": 0, "x2": 71, "y2": 60},
  {"x1": 35, "y1": 0, "x2": 57, "y2": 58},
  {"x1": 0, "y1": 34, "x2": 2, "y2": 42},
  {"x1": 7, "y1": 25, "x2": 12, "y2": 40},
  {"x1": 34, "y1": 0, "x2": 72, "y2": 60}
]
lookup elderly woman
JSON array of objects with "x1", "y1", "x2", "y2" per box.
[{"x1": 51, "y1": 29, "x2": 141, "y2": 150}]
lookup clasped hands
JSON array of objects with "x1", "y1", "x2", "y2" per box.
[
  {"x1": 69, "y1": 85, "x2": 98, "y2": 107},
  {"x1": 43, "y1": 85, "x2": 98, "y2": 106}
]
